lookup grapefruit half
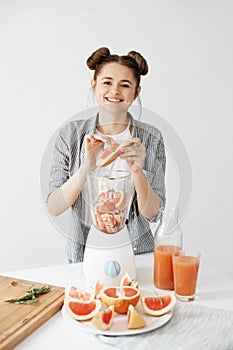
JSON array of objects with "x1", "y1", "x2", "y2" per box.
[{"x1": 100, "y1": 286, "x2": 140, "y2": 314}]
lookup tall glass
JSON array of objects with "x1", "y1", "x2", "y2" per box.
[
  {"x1": 172, "y1": 250, "x2": 201, "y2": 301},
  {"x1": 154, "y1": 208, "x2": 183, "y2": 290}
]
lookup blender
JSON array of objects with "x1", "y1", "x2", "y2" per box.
[{"x1": 83, "y1": 170, "x2": 136, "y2": 288}]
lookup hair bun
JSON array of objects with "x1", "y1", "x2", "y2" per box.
[
  {"x1": 86, "y1": 47, "x2": 111, "y2": 70},
  {"x1": 127, "y1": 51, "x2": 149, "y2": 75}
]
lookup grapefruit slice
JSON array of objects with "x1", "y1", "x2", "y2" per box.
[
  {"x1": 95, "y1": 189, "x2": 126, "y2": 212},
  {"x1": 65, "y1": 285, "x2": 94, "y2": 303},
  {"x1": 120, "y1": 272, "x2": 138, "y2": 288},
  {"x1": 113, "y1": 190, "x2": 126, "y2": 211},
  {"x1": 65, "y1": 299, "x2": 102, "y2": 321},
  {"x1": 96, "y1": 141, "x2": 131, "y2": 167},
  {"x1": 94, "y1": 189, "x2": 126, "y2": 233},
  {"x1": 101, "y1": 213, "x2": 118, "y2": 233},
  {"x1": 92, "y1": 305, "x2": 114, "y2": 330},
  {"x1": 141, "y1": 293, "x2": 176, "y2": 316},
  {"x1": 94, "y1": 280, "x2": 104, "y2": 299},
  {"x1": 127, "y1": 304, "x2": 146, "y2": 329},
  {"x1": 100, "y1": 286, "x2": 140, "y2": 314}
]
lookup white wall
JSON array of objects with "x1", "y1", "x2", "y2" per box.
[{"x1": 1, "y1": 0, "x2": 232, "y2": 278}]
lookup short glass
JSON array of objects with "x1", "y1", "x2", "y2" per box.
[{"x1": 172, "y1": 250, "x2": 200, "y2": 301}]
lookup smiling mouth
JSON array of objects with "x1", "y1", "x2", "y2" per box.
[{"x1": 105, "y1": 97, "x2": 123, "y2": 103}]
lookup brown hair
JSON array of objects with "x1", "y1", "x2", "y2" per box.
[{"x1": 86, "y1": 47, "x2": 149, "y2": 89}]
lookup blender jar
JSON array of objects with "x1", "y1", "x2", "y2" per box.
[{"x1": 87, "y1": 170, "x2": 134, "y2": 234}]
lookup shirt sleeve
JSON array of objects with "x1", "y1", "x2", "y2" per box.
[
  {"x1": 47, "y1": 126, "x2": 70, "y2": 199},
  {"x1": 141, "y1": 132, "x2": 166, "y2": 223}
]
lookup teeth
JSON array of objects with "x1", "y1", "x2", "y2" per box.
[{"x1": 107, "y1": 98, "x2": 121, "y2": 102}]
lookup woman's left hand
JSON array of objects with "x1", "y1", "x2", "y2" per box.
[{"x1": 120, "y1": 137, "x2": 146, "y2": 170}]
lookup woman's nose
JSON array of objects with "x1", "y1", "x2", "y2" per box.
[{"x1": 110, "y1": 85, "x2": 120, "y2": 95}]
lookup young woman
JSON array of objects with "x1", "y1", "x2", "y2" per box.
[{"x1": 47, "y1": 47, "x2": 166, "y2": 263}]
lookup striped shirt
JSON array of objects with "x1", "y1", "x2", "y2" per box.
[{"x1": 48, "y1": 113, "x2": 166, "y2": 262}]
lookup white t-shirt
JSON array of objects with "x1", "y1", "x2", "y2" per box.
[{"x1": 102, "y1": 121, "x2": 132, "y2": 173}]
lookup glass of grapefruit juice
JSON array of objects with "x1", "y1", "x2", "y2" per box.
[
  {"x1": 154, "y1": 245, "x2": 182, "y2": 290},
  {"x1": 172, "y1": 250, "x2": 200, "y2": 301}
]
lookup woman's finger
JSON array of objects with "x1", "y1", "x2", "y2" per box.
[
  {"x1": 122, "y1": 142, "x2": 142, "y2": 156},
  {"x1": 92, "y1": 133, "x2": 115, "y2": 144},
  {"x1": 126, "y1": 137, "x2": 141, "y2": 145},
  {"x1": 85, "y1": 134, "x2": 114, "y2": 144},
  {"x1": 120, "y1": 140, "x2": 146, "y2": 169}
]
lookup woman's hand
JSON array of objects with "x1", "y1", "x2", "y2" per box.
[
  {"x1": 120, "y1": 137, "x2": 160, "y2": 219},
  {"x1": 84, "y1": 134, "x2": 114, "y2": 170},
  {"x1": 120, "y1": 137, "x2": 146, "y2": 171}
]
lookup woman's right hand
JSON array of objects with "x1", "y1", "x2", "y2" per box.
[{"x1": 84, "y1": 134, "x2": 114, "y2": 170}]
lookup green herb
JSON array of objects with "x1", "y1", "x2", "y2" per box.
[{"x1": 5, "y1": 286, "x2": 51, "y2": 305}]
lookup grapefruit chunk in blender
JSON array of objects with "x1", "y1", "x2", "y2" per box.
[{"x1": 94, "y1": 189, "x2": 126, "y2": 233}]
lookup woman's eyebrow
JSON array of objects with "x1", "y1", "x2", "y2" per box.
[
  {"x1": 121, "y1": 79, "x2": 132, "y2": 85},
  {"x1": 101, "y1": 76, "x2": 113, "y2": 80},
  {"x1": 101, "y1": 77, "x2": 132, "y2": 84}
]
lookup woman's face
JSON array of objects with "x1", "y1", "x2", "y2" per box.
[{"x1": 92, "y1": 62, "x2": 140, "y2": 114}]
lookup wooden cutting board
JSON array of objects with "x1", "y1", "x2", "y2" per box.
[{"x1": 0, "y1": 275, "x2": 65, "y2": 350}]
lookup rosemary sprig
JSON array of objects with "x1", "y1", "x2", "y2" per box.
[{"x1": 5, "y1": 286, "x2": 51, "y2": 305}]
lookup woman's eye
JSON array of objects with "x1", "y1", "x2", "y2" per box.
[
  {"x1": 121, "y1": 84, "x2": 130, "y2": 88},
  {"x1": 103, "y1": 81, "x2": 111, "y2": 85}
]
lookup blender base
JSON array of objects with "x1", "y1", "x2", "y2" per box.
[{"x1": 83, "y1": 225, "x2": 136, "y2": 288}]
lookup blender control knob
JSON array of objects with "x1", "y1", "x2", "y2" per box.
[{"x1": 104, "y1": 260, "x2": 121, "y2": 278}]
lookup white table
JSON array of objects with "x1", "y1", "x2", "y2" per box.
[{"x1": 2, "y1": 253, "x2": 233, "y2": 350}]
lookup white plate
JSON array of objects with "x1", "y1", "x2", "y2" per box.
[{"x1": 61, "y1": 289, "x2": 174, "y2": 336}]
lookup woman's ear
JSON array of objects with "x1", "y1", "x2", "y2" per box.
[
  {"x1": 91, "y1": 79, "x2": 96, "y2": 92},
  {"x1": 134, "y1": 86, "x2": 141, "y2": 99}
]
